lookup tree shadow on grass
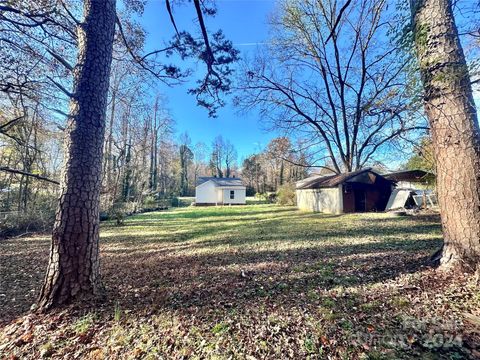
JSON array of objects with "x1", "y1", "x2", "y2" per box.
[
  {"x1": 132, "y1": 207, "x2": 295, "y2": 221},
  {"x1": 100, "y1": 208, "x2": 334, "y2": 250},
  {"x1": 97, "y1": 238, "x2": 441, "y2": 349},
  {"x1": 0, "y1": 208, "x2": 443, "y2": 328},
  {"x1": 101, "y1": 215, "x2": 442, "y2": 317}
]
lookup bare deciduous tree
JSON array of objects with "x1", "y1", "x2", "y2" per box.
[
  {"x1": 209, "y1": 135, "x2": 237, "y2": 178},
  {"x1": 237, "y1": 0, "x2": 426, "y2": 174}
]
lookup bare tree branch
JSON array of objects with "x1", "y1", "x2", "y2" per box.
[
  {"x1": 165, "y1": 0, "x2": 180, "y2": 36},
  {"x1": 325, "y1": 0, "x2": 352, "y2": 44},
  {"x1": 0, "y1": 166, "x2": 59, "y2": 185}
]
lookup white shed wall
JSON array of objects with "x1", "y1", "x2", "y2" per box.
[
  {"x1": 296, "y1": 186, "x2": 343, "y2": 214},
  {"x1": 221, "y1": 188, "x2": 246, "y2": 204},
  {"x1": 195, "y1": 181, "x2": 246, "y2": 204},
  {"x1": 216, "y1": 189, "x2": 223, "y2": 204},
  {"x1": 195, "y1": 181, "x2": 218, "y2": 204}
]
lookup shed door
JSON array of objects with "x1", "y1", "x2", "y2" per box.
[{"x1": 354, "y1": 189, "x2": 366, "y2": 212}]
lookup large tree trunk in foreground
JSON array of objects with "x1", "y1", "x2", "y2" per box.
[
  {"x1": 411, "y1": 0, "x2": 480, "y2": 271},
  {"x1": 38, "y1": 0, "x2": 116, "y2": 310}
]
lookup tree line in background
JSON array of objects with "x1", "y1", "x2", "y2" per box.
[
  {"x1": 0, "y1": 79, "x2": 310, "y2": 231},
  {"x1": 0, "y1": 0, "x2": 241, "y2": 309},
  {"x1": 0, "y1": 0, "x2": 237, "y2": 235},
  {"x1": 242, "y1": 137, "x2": 309, "y2": 195},
  {"x1": 0, "y1": 0, "x2": 309, "y2": 225}
]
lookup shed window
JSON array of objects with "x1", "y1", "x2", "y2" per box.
[{"x1": 230, "y1": 190, "x2": 235, "y2": 199}]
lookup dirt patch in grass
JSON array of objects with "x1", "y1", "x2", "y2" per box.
[{"x1": 1, "y1": 205, "x2": 479, "y2": 359}]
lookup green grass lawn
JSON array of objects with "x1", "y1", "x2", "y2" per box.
[{"x1": 1, "y1": 205, "x2": 479, "y2": 359}]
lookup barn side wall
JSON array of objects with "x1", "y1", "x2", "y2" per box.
[{"x1": 296, "y1": 186, "x2": 343, "y2": 213}]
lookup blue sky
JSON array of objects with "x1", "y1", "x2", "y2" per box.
[
  {"x1": 138, "y1": 1, "x2": 479, "y2": 169},
  {"x1": 141, "y1": 0, "x2": 279, "y2": 159}
]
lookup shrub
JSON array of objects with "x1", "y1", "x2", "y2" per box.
[
  {"x1": 255, "y1": 192, "x2": 277, "y2": 203},
  {"x1": 177, "y1": 197, "x2": 195, "y2": 207},
  {"x1": 170, "y1": 197, "x2": 179, "y2": 207},
  {"x1": 0, "y1": 191, "x2": 58, "y2": 238},
  {"x1": 103, "y1": 201, "x2": 143, "y2": 225},
  {"x1": 276, "y1": 183, "x2": 296, "y2": 206},
  {"x1": 142, "y1": 196, "x2": 157, "y2": 210},
  {"x1": 254, "y1": 192, "x2": 267, "y2": 200},
  {"x1": 108, "y1": 202, "x2": 126, "y2": 226},
  {"x1": 0, "y1": 208, "x2": 56, "y2": 238},
  {"x1": 246, "y1": 186, "x2": 256, "y2": 197}
]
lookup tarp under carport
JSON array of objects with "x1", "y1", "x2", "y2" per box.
[
  {"x1": 385, "y1": 189, "x2": 417, "y2": 211},
  {"x1": 386, "y1": 188, "x2": 438, "y2": 211}
]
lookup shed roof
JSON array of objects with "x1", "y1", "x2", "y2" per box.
[
  {"x1": 383, "y1": 169, "x2": 434, "y2": 183},
  {"x1": 296, "y1": 168, "x2": 392, "y2": 189},
  {"x1": 196, "y1": 177, "x2": 244, "y2": 187}
]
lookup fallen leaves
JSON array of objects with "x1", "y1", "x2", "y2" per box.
[
  {"x1": 464, "y1": 313, "x2": 480, "y2": 328},
  {"x1": 0, "y1": 206, "x2": 478, "y2": 358},
  {"x1": 14, "y1": 331, "x2": 33, "y2": 346}
]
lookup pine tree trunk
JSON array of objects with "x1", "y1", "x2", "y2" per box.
[
  {"x1": 38, "y1": 0, "x2": 116, "y2": 310},
  {"x1": 411, "y1": 0, "x2": 480, "y2": 271}
]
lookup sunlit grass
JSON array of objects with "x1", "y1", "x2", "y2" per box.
[
  {"x1": 101, "y1": 205, "x2": 442, "y2": 259},
  {"x1": 4, "y1": 204, "x2": 478, "y2": 359}
]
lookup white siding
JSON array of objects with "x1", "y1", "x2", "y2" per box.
[
  {"x1": 216, "y1": 189, "x2": 223, "y2": 203},
  {"x1": 222, "y1": 188, "x2": 246, "y2": 204},
  {"x1": 195, "y1": 182, "x2": 246, "y2": 204},
  {"x1": 195, "y1": 181, "x2": 218, "y2": 204},
  {"x1": 296, "y1": 186, "x2": 343, "y2": 214}
]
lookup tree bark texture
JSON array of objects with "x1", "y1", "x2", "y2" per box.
[
  {"x1": 411, "y1": 0, "x2": 480, "y2": 271},
  {"x1": 38, "y1": 0, "x2": 116, "y2": 309}
]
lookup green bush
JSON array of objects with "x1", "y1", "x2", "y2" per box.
[
  {"x1": 276, "y1": 184, "x2": 296, "y2": 206},
  {"x1": 177, "y1": 197, "x2": 195, "y2": 207},
  {"x1": 246, "y1": 186, "x2": 256, "y2": 197}
]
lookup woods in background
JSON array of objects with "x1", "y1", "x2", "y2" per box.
[
  {"x1": 241, "y1": 137, "x2": 309, "y2": 195},
  {"x1": 0, "y1": 0, "x2": 239, "y2": 239},
  {"x1": 0, "y1": 0, "x2": 241, "y2": 309}
]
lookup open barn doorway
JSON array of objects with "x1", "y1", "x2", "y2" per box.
[
  {"x1": 342, "y1": 178, "x2": 392, "y2": 213},
  {"x1": 354, "y1": 188, "x2": 367, "y2": 212}
]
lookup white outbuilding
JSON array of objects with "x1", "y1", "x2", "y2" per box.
[
  {"x1": 195, "y1": 177, "x2": 246, "y2": 205},
  {"x1": 296, "y1": 169, "x2": 394, "y2": 214}
]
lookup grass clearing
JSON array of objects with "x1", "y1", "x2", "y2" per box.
[{"x1": 1, "y1": 204, "x2": 479, "y2": 359}]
